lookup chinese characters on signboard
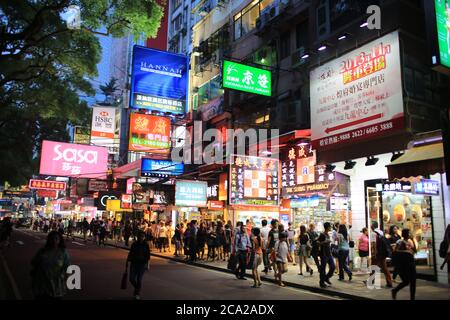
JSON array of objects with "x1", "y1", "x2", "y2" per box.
[
  {"x1": 130, "y1": 46, "x2": 188, "y2": 114},
  {"x1": 222, "y1": 60, "x2": 271, "y2": 96},
  {"x1": 140, "y1": 159, "x2": 184, "y2": 177},
  {"x1": 281, "y1": 144, "x2": 316, "y2": 195},
  {"x1": 29, "y1": 179, "x2": 66, "y2": 191},
  {"x1": 310, "y1": 31, "x2": 404, "y2": 150},
  {"x1": 175, "y1": 180, "x2": 208, "y2": 207},
  {"x1": 229, "y1": 155, "x2": 279, "y2": 206},
  {"x1": 129, "y1": 114, "x2": 171, "y2": 154}
]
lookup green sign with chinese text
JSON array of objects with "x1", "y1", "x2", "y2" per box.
[
  {"x1": 435, "y1": 0, "x2": 450, "y2": 69},
  {"x1": 222, "y1": 60, "x2": 271, "y2": 96}
]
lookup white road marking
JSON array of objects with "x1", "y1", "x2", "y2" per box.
[
  {"x1": 72, "y1": 242, "x2": 86, "y2": 246},
  {"x1": 16, "y1": 241, "x2": 24, "y2": 245}
]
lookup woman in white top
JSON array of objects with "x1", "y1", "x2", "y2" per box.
[
  {"x1": 166, "y1": 222, "x2": 174, "y2": 253},
  {"x1": 157, "y1": 221, "x2": 168, "y2": 252},
  {"x1": 275, "y1": 232, "x2": 290, "y2": 287}
]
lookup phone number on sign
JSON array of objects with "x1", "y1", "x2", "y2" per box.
[{"x1": 351, "y1": 121, "x2": 393, "y2": 138}]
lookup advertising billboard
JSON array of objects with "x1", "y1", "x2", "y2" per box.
[
  {"x1": 90, "y1": 107, "x2": 116, "y2": 149},
  {"x1": 40, "y1": 140, "x2": 109, "y2": 179},
  {"x1": 88, "y1": 180, "x2": 109, "y2": 192},
  {"x1": 222, "y1": 60, "x2": 271, "y2": 96},
  {"x1": 229, "y1": 155, "x2": 280, "y2": 206},
  {"x1": 73, "y1": 126, "x2": 91, "y2": 145},
  {"x1": 129, "y1": 113, "x2": 171, "y2": 154},
  {"x1": 29, "y1": 179, "x2": 66, "y2": 191},
  {"x1": 175, "y1": 180, "x2": 207, "y2": 207},
  {"x1": 310, "y1": 31, "x2": 404, "y2": 150},
  {"x1": 141, "y1": 159, "x2": 184, "y2": 177},
  {"x1": 130, "y1": 46, "x2": 188, "y2": 114},
  {"x1": 281, "y1": 144, "x2": 316, "y2": 196},
  {"x1": 95, "y1": 191, "x2": 122, "y2": 210},
  {"x1": 121, "y1": 194, "x2": 132, "y2": 209},
  {"x1": 433, "y1": 0, "x2": 450, "y2": 70}
]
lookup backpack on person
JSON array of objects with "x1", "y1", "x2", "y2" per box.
[
  {"x1": 439, "y1": 239, "x2": 448, "y2": 258},
  {"x1": 375, "y1": 231, "x2": 392, "y2": 258}
]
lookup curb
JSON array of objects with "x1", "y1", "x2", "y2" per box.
[{"x1": 71, "y1": 234, "x2": 371, "y2": 300}]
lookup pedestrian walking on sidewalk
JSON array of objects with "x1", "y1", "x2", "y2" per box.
[
  {"x1": 389, "y1": 225, "x2": 401, "y2": 281},
  {"x1": 234, "y1": 222, "x2": 251, "y2": 280},
  {"x1": 439, "y1": 225, "x2": 450, "y2": 271},
  {"x1": 287, "y1": 222, "x2": 296, "y2": 266},
  {"x1": 224, "y1": 223, "x2": 232, "y2": 261},
  {"x1": 337, "y1": 224, "x2": 352, "y2": 281},
  {"x1": 275, "y1": 232, "x2": 289, "y2": 287},
  {"x1": 358, "y1": 228, "x2": 370, "y2": 273},
  {"x1": 82, "y1": 218, "x2": 89, "y2": 242},
  {"x1": 250, "y1": 227, "x2": 263, "y2": 288},
  {"x1": 30, "y1": 231, "x2": 70, "y2": 300},
  {"x1": 267, "y1": 219, "x2": 279, "y2": 275},
  {"x1": 197, "y1": 222, "x2": 207, "y2": 260},
  {"x1": 319, "y1": 222, "x2": 335, "y2": 288},
  {"x1": 307, "y1": 223, "x2": 321, "y2": 272},
  {"x1": 371, "y1": 221, "x2": 393, "y2": 288},
  {"x1": 298, "y1": 225, "x2": 313, "y2": 276},
  {"x1": 127, "y1": 231, "x2": 150, "y2": 300},
  {"x1": 99, "y1": 222, "x2": 107, "y2": 246},
  {"x1": 157, "y1": 221, "x2": 168, "y2": 253},
  {"x1": 260, "y1": 219, "x2": 271, "y2": 274},
  {"x1": 392, "y1": 229, "x2": 417, "y2": 300},
  {"x1": 124, "y1": 221, "x2": 132, "y2": 247}
]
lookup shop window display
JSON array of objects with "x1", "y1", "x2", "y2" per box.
[{"x1": 382, "y1": 192, "x2": 435, "y2": 277}]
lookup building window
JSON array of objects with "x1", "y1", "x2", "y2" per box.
[
  {"x1": 280, "y1": 32, "x2": 291, "y2": 60},
  {"x1": 233, "y1": 0, "x2": 274, "y2": 40},
  {"x1": 296, "y1": 20, "x2": 308, "y2": 49},
  {"x1": 172, "y1": 0, "x2": 182, "y2": 12},
  {"x1": 255, "y1": 114, "x2": 269, "y2": 124},
  {"x1": 198, "y1": 75, "x2": 223, "y2": 107},
  {"x1": 173, "y1": 14, "x2": 182, "y2": 33}
]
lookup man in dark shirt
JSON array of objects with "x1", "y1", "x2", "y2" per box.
[
  {"x1": 319, "y1": 222, "x2": 335, "y2": 288},
  {"x1": 127, "y1": 231, "x2": 150, "y2": 300}
]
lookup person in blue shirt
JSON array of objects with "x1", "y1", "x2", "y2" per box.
[{"x1": 234, "y1": 222, "x2": 251, "y2": 280}]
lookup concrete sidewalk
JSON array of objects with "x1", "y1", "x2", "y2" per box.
[{"x1": 32, "y1": 230, "x2": 450, "y2": 300}]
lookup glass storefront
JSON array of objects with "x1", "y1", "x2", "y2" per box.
[{"x1": 365, "y1": 179, "x2": 437, "y2": 280}]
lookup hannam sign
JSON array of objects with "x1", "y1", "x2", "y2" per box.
[
  {"x1": 40, "y1": 140, "x2": 108, "y2": 179},
  {"x1": 223, "y1": 60, "x2": 271, "y2": 96}
]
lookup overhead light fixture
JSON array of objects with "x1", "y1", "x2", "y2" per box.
[
  {"x1": 192, "y1": 51, "x2": 201, "y2": 57},
  {"x1": 360, "y1": 22, "x2": 369, "y2": 28},
  {"x1": 391, "y1": 152, "x2": 404, "y2": 162},
  {"x1": 301, "y1": 53, "x2": 310, "y2": 59},
  {"x1": 344, "y1": 160, "x2": 357, "y2": 170},
  {"x1": 365, "y1": 156, "x2": 379, "y2": 166},
  {"x1": 261, "y1": 150, "x2": 272, "y2": 155},
  {"x1": 318, "y1": 45, "x2": 327, "y2": 52},
  {"x1": 325, "y1": 164, "x2": 336, "y2": 172},
  {"x1": 338, "y1": 32, "x2": 351, "y2": 41}
]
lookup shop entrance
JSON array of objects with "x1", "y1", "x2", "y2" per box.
[{"x1": 365, "y1": 179, "x2": 437, "y2": 281}]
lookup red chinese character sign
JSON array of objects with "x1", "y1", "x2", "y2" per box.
[
  {"x1": 281, "y1": 145, "x2": 316, "y2": 196},
  {"x1": 310, "y1": 31, "x2": 404, "y2": 150},
  {"x1": 128, "y1": 113, "x2": 171, "y2": 154},
  {"x1": 29, "y1": 179, "x2": 67, "y2": 191},
  {"x1": 229, "y1": 155, "x2": 279, "y2": 206}
]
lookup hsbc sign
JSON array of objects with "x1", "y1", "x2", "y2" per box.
[{"x1": 91, "y1": 107, "x2": 116, "y2": 149}]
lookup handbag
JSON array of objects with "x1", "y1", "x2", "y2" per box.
[
  {"x1": 246, "y1": 250, "x2": 255, "y2": 269},
  {"x1": 349, "y1": 240, "x2": 355, "y2": 248},
  {"x1": 120, "y1": 263, "x2": 128, "y2": 290},
  {"x1": 269, "y1": 250, "x2": 277, "y2": 263},
  {"x1": 227, "y1": 253, "x2": 238, "y2": 271},
  {"x1": 331, "y1": 244, "x2": 339, "y2": 258}
]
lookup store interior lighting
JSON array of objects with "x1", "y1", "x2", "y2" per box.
[
  {"x1": 365, "y1": 156, "x2": 379, "y2": 166},
  {"x1": 344, "y1": 160, "x2": 357, "y2": 170},
  {"x1": 390, "y1": 151, "x2": 404, "y2": 162},
  {"x1": 318, "y1": 45, "x2": 327, "y2": 52}
]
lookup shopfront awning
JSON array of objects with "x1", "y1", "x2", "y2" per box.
[{"x1": 386, "y1": 143, "x2": 445, "y2": 180}]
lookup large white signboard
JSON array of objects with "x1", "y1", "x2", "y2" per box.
[{"x1": 310, "y1": 31, "x2": 404, "y2": 149}]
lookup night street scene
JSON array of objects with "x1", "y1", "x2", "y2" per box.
[{"x1": 1, "y1": 0, "x2": 450, "y2": 309}]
